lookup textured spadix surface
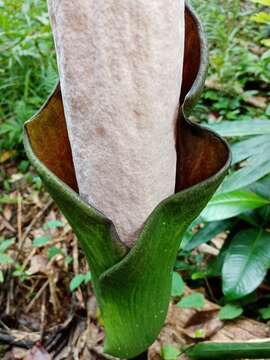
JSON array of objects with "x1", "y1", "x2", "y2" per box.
[
  {"x1": 47, "y1": 0, "x2": 185, "y2": 246},
  {"x1": 24, "y1": 5, "x2": 231, "y2": 358}
]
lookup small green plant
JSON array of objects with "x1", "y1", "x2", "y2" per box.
[
  {"x1": 219, "y1": 304, "x2": 243, "y2": 320},
  {"x1": 70, "y1": 272, "x2": 92, "y2": 292},
  {"x1": 161, "y1": 345, "x2": 181, "y2": 360},
  {"x1": 251, "y1": 0, "x2": 270, "y2": 47},
  {"x1": 0, "y1": 0, "x2": 57, "y2": 153},
  {"x1": 181, "y1": 120, "x2": 270, "y2": 303},
  {"x1": 0, "y1": 237, "x2": 15, "y2": 282},
  {"x1": 177, "y1": 293, "x2": 205, "y2": 309},
  {"x1": 171, "y1": 272, "x2": 185, "y2": 297},
  {"x1": 191, "y1": 0, "x2": 270, "y2": 122}
]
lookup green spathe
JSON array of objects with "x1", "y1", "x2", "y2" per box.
[{"x1": 23, "y1": 4, "x2": 230, "y2": 359}]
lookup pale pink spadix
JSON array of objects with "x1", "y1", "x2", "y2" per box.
[{"x1": 47, "y1": 0, "x2": 185, "y2": 246}]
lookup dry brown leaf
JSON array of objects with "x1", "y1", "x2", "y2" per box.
[
  {"x1": 23, "y1": 346, "x2": 51, "y2": 360},
  {"x1": 27, "y1": 255, "x2": 48, "y2": 275},
  {"x1": 0, "y1": 150, "x2": 17, "y2": 163},
  {"x1": 182, "y1": 309, "x2": 223, "y2": 340},
  {"x1": 149, "y1": 289, "x2": 270, "y2": 360}
]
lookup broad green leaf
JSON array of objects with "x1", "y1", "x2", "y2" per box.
[
  {"x1": 0, "y1": 253, "x2": 13, "y2": 264},
  {"x1": 207, "y1": 236, "x2": 232, "y2": 277},
  {"x1": 248, "y1": 174, "x2": 270, "y2": 200},
  {"x1": 222, "y1": 229, "x2": 270, "y2": 300},
  {"x1": 161, "y1": 345, "x2": 180, "y2": 360},
  {"x1": 183, "y1": 220, "x2": 234, "y2": 251},
  {"x1": 219, "y1": 304, "x2": 243, "y2": 320},
  {"x1": 171, "y1": 272, "x2": 185, "y2": 297},
  {"x1": 70, "y1": 274, "x2": 86, "y2": 291},
  {"x1": 201, "y1": 191, "x2": 269, "y2": 222},
  {"x1": 180, "y1": 217, "x2": 203, "y2": 249},
  {"x1": 221, "y1": 150, "x2": 270, "y2": 193},
  {"x1": 206, "y1": 120, "x2": 270, "y2": 137},
  {"x1": 231, "y1": 135, "x2": 270, "y2": 165},
  {"x1": 259, "y1": 306, "x2": 270, "y2": 320},
  {"x1": 177, "y1": 293, "x2": 205, "y2": 309},
  {"x1": 0, "y1": 239, "x2": 14, "y2": 253},
  {"x1": 32, "y1": 235, "x2": 52, "y2": 248}
]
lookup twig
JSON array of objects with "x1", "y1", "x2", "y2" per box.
[
  {"x1": 17, "y1": 193, "x2": 22, "y2": 246},
  {"x1": 48, "y1": 269, "x2": 60, "y2": 315},
  {"x1": 198, "y1": 243, "x2": 219, "y2": 256},
  {"x1": 1, "y1": 216, "x2": 16, "y2": 233},
  {"x1": 15, "y1": 199, "x2": 54, "y2": 261},
  {"x1": 0, "y1": 331, "x2": 35, "y2": 349},
  {"x1": 5, "y1": 276, "x2": 14, "y2": 315},
  {"x1": 204, "y1": 277, "x2": 217, "y2": 303},
  {"x1": 72, "y1": 236, "x2": 84, "y2": 308},
  {"x1": 40, "y1": 288, "x2": 47, "y2": 341},
  {"x1": 26, "y1": 280, "x2": 49, "y2": 313}
]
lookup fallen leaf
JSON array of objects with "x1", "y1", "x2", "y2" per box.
[
  {"x1": 23, "y1": 346, "x2": 51, "y2": 360},
  {"x1": 27, "y1": 255, "x2": 48, "y2": 275},
  {"x1": 183, "y1": 310, "x2": 223, "y2": 340},
  {"x1": 0, "y1": 150, "x2": 17, "y2": 163}
]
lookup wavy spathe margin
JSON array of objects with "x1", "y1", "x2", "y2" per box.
[{"x1": 24, "y1": 3, "x2": 231, "y2": 358}]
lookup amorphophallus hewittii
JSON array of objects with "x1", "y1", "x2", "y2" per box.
[{"x1": 24, "y1": 1, "x2": 230, "y2": 359}]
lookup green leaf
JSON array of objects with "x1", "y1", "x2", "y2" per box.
[
  {"x1": 231, "y1": 135, "x2": 270, "y2": 166},
  {"x1": 0, "y1": 253, "x2": 13, "y2": 264},
  {"x1": 222, "y1": 229, "x2": 270, "y2": 300},
  {"x1": 177, "y1": 293, "x2": 205, "y2": 309},
  {"x1": 65, "y1": 256, "x2": 73, "y2": 265},
  {"x1": 70, "y1": 274, "x2": 86, "y2": 291},
  {"x1": 18, "y1": 160, "x2": 30, "y2": 173},
  {"x1": 47, "y1": 246, "x2": 64, "y2": 260},
  {"x1": 0, "y1": 239, "x2": 14, "y2": 253},
  {"x1": 0, "y1": 195, "x2": 17, "y2": 204},
  {"x1": 262, "y1": 38, "x2": 270, "y2": 47},
  {"x1": 201, "y1": 191, "x2": 269, "y2": 222},
  {"x1": 251, "y1": 12, "x2": 270, "y2": 24},
  {"x1": 221, "y1": 150, "x2": 270, "y2": 193},
  {"x1": 32, "y1": 235, "x2": 52, "y2": 248},
  {"x1": 259, "y1": 306, "x2": 270, "y2": 320},
  {"x1": 44, "y1": 219, "x2": 64, "y2": 229},
  {"x1": 171, "y1": 272, "x2": 185, "y2": 297},
  {"x1": 0, "y1": 270, "x2": 4, "y2": 283},
  {"x1": 84, "y1": 271, "x2": 92, "y2": 283},
  {"x1": 248, "y1": 175, "x2": 270, "y2": 201},
  {"x1": 252, "y1": 0, "x2": 270, "y2": 5},
  {"x1": 161, "y1": 345, "x2": 180, "y2": 360},
  {"x1": 206, "y1": 120, "x2": 270, "y2": 137},
  {"x1": 183, "y1": 220, "x2": 234, "y2": 251},
  {"x1": 219, "y1": 304, "x2": 243, "y2": 320},
  {"x1": 180, "y1": 218, "x2": 203, "y2": 249}
]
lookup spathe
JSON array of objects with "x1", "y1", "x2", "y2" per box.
[{"x1": 24, "y1": 4, "x2": 231, "y2": 358}]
